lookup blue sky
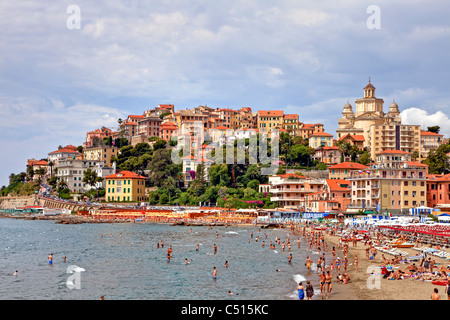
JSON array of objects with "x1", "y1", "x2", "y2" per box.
[{"x1": 1, "y1": 0, "x2": 450, "y2": 187}]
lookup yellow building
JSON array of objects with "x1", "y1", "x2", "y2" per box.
[
  {"x1": 257, "y1": 110, "x2": 284, "y2": 137},
  {"x1": 83, "y1": 146, "x2": 118, "y2": 167},
  {"x1": 309, "y1": 132, "x2": 333, "y2": 149},
  {"x1": 105, "y1": 171, "x2": 146, "y2": 202}
]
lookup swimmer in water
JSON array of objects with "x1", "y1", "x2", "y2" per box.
[
  {"x1": 225, "y1": 261, "x2": 228, "y2": 268},
  {"x1": 13, "y1": 270, "x2": 18, "y2": 276},
  {"x1": 48, "y1": 253, "x2": 53, "y2": 265},
  {"x1": 213, "y1": 267, "x2": 217, "y2": 279}
]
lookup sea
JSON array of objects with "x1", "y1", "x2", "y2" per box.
[{"x1": 0, "y1": 218, "x2": 325, "y2": 300}]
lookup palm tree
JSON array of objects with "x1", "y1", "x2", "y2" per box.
[{"x1": 48, "y1": 161, "x2": 55, "y2": 177}]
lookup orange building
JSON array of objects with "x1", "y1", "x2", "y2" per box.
[{"x1": 427, "y1": 174, "x2": 450, "y2": 208}]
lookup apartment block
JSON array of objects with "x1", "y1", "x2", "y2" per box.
[
  {"x1": 83, "y1": 145, "x2": 118, "y2": 167},
  {"x1": 347, "y1": 164, "x2": 427, "y2": 214},
  {"x1": 56, "y1": 159, "x2": 114, "y2": 193},
  {"x1": 368, "y1": 123, "x2": 421, "y2": 161},
  {"x1": 420, "y1": 131, "x2": 444, "y2": 159}
]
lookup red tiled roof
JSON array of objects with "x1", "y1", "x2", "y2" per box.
[
  {"x1": 48, "y1": 147, "x2": 81, "y2": 155},
  {"x1": 421, "y1": 131, "x2": 443, "y2": 136},
  {"x1": 128, "y1": 115, "x2": 145, "y2": 118},
  {"x1": 106, "y1": 171, "x2": 146, "y2": 179},
  {"x1": 339, "y1": 134, "x2": 365, "y2": 141},
  {"x1": 283, "y1": 114, "x2": 298, "y2": 119},
  {"x1": 376, "y1": 150, "x2": 411, "y2": 155},
  {"x1": 407, "y1": 161, "x2": 428, "y2": 168},
  {"x1": 427, "y1": 174, "x2": 450, "y2": 181},
  {"x1": 258, "y1": 110, "x2": 284, "y2": 117},
  {"x1": 326, "y1": 179, "x2": 351, "y2": 191},
  {"x1": 310, "y1": 132, "x2": 333, "y2": 137},
  {"x1": 328, "y1": 162, "x2": 367, "y2": 170},
  {"x1": 215, "y1": 126, "x2": 230, "y2": 130}
]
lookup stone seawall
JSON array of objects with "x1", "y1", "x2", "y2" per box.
[{"x1": 0, "y1": 195, "x2": 37, "y2": 209}]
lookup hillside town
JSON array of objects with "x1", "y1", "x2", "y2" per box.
[{"x1": 4, "y1": 81, "x2": 450, "y2": 219}]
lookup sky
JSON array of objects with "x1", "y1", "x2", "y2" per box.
[{"x1": 1, "y1": 0, "x2": 450, "y2": 187}]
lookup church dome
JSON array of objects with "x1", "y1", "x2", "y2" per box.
[
  {"x1": 389, "y1": 100, "x2": 399, "y2": 113},
  {"x1": 343, "y1": 101, "x2": 353, "y2": 112}
]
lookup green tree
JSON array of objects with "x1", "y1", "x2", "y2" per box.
[
  {"x1": 288, "y1": 144, "x2": 312, "y2": 166},
  {"x1": 82, "y1": 168, "x2": 104, "y2": 198},
  {"x1": 427, "y1": 126, "x2": 440, "y2": 134},
  {"x1": 424, "y1": 143, "x2": 450, "y2": 174}
]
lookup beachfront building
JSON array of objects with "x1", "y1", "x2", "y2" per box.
[
  {"x1": 268, "y1": 173, "x2": 326, "y2": 210},
  {"x1": 347, "y1": 163, "x2": 427, "y2": 214},
  {"x1": 420, "y1": 131, "x2": 444, "y2": 159},
  {"x1": 83, "y1": 145, "x2": 118, "y2": 167},
  {"x1": 55, "y1": 159, "x2": 114, "y2": 193},
  {"x1": 105, "y1": 171, "x2": 146, "y2": 202},
  {"x1": 328, "y1": 162, "x2": 368, "y2": 179},
  {"x1": 306, "y1": 179, "x2": 351, "y2": 213},
  {"x1": 308, "y1": 132, "x2": 333, "y2": 149},
  {"x1": 426, "y1": 173, "x2": 450, "y2": 208}
]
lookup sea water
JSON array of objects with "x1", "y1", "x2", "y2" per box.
[{"x1": 0, "y1": 218, "x2": 325, "y2": 300}]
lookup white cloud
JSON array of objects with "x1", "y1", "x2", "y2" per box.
[{"x1": 401, "y1": 107, "x2": 450, "y2": 137}]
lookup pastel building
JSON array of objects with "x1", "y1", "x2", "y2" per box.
[
  {"x1": 105, "y1": 171, "x2": 146, "y2": 202},
  {"x1": 309, "y1": 132, "x2": 333, "y2": 149}
]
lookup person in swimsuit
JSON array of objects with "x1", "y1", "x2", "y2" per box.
[
  {"x1": 297, "y1": 282, "x2": 305, "y2": 300},
  {"x1": 326, "y1": 271, "x2": 333, "y2": 296},
  {"x1": 305, "y1": 256, "x2": 312, "y2": 271},
  {"x1": 343, "y1": 256, "x2": 348, "y2": 272},
  {"x1": 213, "y1": 267, "x2": 217, "y2": 279},
  {"x1": 319, "y1": 272, "x2": 326, "y2": 295},
  {"x1": 335, "y1": 257, "x2": 341, "y2": 272},
  {"x1": 48, "y1": 253, "x2": 53, "y2": 265}
]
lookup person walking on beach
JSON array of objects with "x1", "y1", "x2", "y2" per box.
[
  {"x1": 305, "y1": 281, "x2": 314, "y2": 300},
  {"x1": 326, "y1": 271, "x2": 333, "y2": 297},
  {"x1": 297, "y1": 282, "x2": 305, "y2": 300},
  {"x1": 354, "y1": 255, "x2": 358, "y2": 272}
]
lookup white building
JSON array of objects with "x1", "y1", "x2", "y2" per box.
[{"x1": 55, "y1": 158, "x2": 114, "y2": 193}]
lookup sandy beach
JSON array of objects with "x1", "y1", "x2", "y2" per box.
[{"x1": 315, "y1": 227, "x2": 450, "y2": 300}]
